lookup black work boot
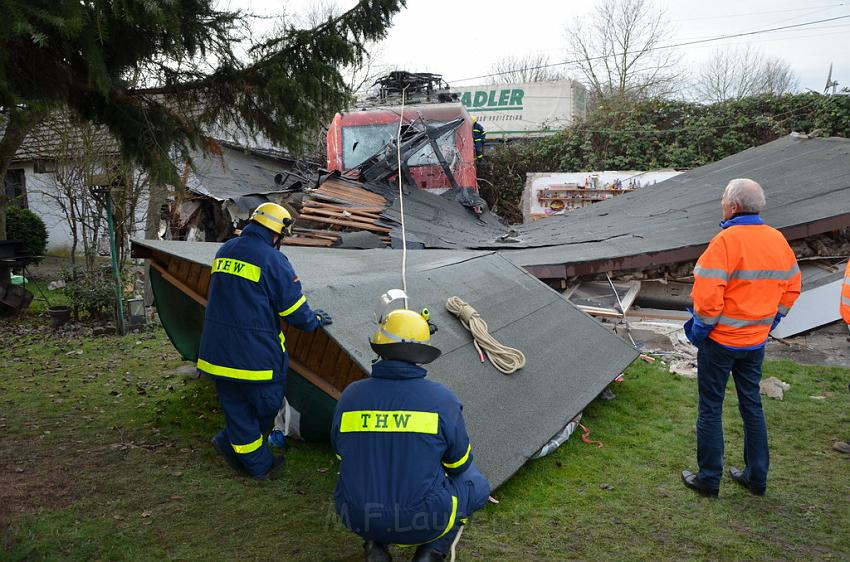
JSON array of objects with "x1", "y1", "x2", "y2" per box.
[
  {"x1": 254, "y1": 455, "x2": 285, "y2": 481},
  {"x1": 364, "y1": 540, "x2": 392, "y2": 562},
  {"x1": 411, "y1": 545, "x2": 446, "y2": 562},
  {"x1": 211, "y1": 436, "x2": 247, "y2": 475}
]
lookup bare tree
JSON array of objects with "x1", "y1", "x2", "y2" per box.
[
  {"x1": 489, "y1": 54, "x2": 565, "y2": 84},
  {"x1": 565, "y1": 0, "x2": 680, "y2": 103},
  {"x1": 694, "y1": 46, "x2": 798, "y2": 103}
]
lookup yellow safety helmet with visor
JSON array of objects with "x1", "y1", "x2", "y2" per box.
[{"x1": 251, "y1": 202, "x2": 294, "y2": 236}]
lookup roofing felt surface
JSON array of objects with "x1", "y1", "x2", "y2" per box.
[
  {"x1": 186, "y1": 145, "x2": 307, "y2": 202},
  {"x1": 360, "y1": 136, "x2": 850, "y2": 274},
  {"x1": 132, "y1": 238, "x2": 638, "y2": 487},
  {"x1": 500, "y1": 136, "x2": 850, "y2": 270}
]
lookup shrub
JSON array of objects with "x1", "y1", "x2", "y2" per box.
[
  {"x1": 61, "y1": 266, "x2": 117, "y2": 319},
  {"x1": 6, "y1": 205, "x2": 48, "y2": 261}
]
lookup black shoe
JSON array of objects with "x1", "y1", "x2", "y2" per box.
[
  {"x1": 364, "y1": 540, "x2": 392, "y2": 562},
  {"x1": 412, "y1": 546, "x2": 446, "y2": 562},
  {"x1": 728, "y1": 467, "x2": 766, "y2": 496},
  {"x1": 681, "y1": 470, "x2": 719, "y2": 497},
  {"x1": 254, "y1": 455, "x2": 285, "y2": 481},
  {"x1": 211, "y1": 436, "x2": 247, "y2": 475}
]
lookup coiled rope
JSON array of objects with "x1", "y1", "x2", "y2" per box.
[{"x1": 445, "y1": 296, "x2": 527, "y2": 375}]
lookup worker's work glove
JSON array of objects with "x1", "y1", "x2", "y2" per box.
[
  {"x1": 770, "y1": 313, "x2": 784, "y2": 332},
  {"x1": 315, "y1": 309, "x2": 333, "y2": 327},
  {"x1": 684, "y1": 308, "x2": 712, "y2": 348}
]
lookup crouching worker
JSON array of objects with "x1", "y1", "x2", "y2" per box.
[
  {"x1": 332, "y1": 308, "x2": 491, "y2": 562},
  {"x1": 198, "y1": 202, "x2": 332, "y2": 480}
]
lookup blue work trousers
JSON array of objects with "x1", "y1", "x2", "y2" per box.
[
  {"x1": 696, "y1": 338, "x2": 769, "y2": 490},
  {"x1": 425, "y1": 462, "x2": 490, "y2": 554},
  {"x1": 339, "y1": 462, "x2": 490, "y2": 552},
  {"x1": 213, "y1": 379, "x2": 285, "y2": 477}
]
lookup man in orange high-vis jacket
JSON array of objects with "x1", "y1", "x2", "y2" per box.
[
  {"x1": 681, "y1": 179, "x2": 801, "y2": 497},
  {"x1": 834, "y1": 261, "x2": 850, "y2": 454}
]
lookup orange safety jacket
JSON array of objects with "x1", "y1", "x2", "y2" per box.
[
  {"x1": 841, "y1": 260, "x2": 850, "y2": 325},
  {"x1": 692, "y1": 215, "x2": 801, "y2": 348}
]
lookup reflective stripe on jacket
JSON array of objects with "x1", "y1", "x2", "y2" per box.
[
  {"x1": 691, "y1": 214, "x2": 801, "y2": 348},
  {"x1": 331, "y1": 360, "x2": 473, "y2": 544},
  {"x1": 197, "y1": 223, "x2": 320, "y2": 383},
  {"x1": 841, "y1": 261, "x2": 850, "y2": 325},
  {"x1": 472, "y1": 121, "x2": 485, "y2": 159}
]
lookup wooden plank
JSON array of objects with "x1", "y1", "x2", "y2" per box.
[
  {"x1": 176, "y1": 258, "x2": 191, "y2": 284},
  {"x1": 283, "y1": 321, "x2": 302, "y2": 357},
  {"x1": 149, "y1": 260, "x2": 208, "y2": 307},
  {"x1": 305, "y1": 201, "x2": 385, "y2": 215},
  {"x1": 197, "y1": 268, "x2": 211, "y2": 298},
  {"x1": 304, "y1": 329, "x2": 330, "y2": 373},
  {"x1": 151, "y1": 260, "x2": 340, "y2": 401},
  {"x1": 317, "y1": 341, "x2": 341, "y2": 383},
  {"x1": 302, "y1": 206, "x2": 384, "y2": 221},
  {"x1": 316, "y1": 184, "x2": 386, "y2": 205},
  {"x1": 185, "y1": 263, "x2": 202, "y2": 292},
  {"x1": 342, "y1": 361, "x2": 367, "y2": 388},
  {"x1": 167, "y1": 255, "x2": 181, "y2": 275},
  {"x1": 301, "y1": 207, "x2": 384, "y2": 222},
  {"x1": 288, "y1": 356, "x2": 341, "y2": 400},
  {"x1": 625, "y1": 307, "x2": 692, "y2": 321},
  {"x1": 304, "y1": 201, "x2": 387, "y2": 214},
  {"x1": 283, "y1": 237, "x2": 335, "y2": 247},
  {"x1": 331, "y1": 348, "x2": 353, "y2": 390},
  {"x1": 299, "y1": 215, "x2": 391, "y2": 233}
]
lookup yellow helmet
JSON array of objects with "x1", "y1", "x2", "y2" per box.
[
  {"x1": 370, "y1": 309, "x2": 441, "y2": 364},
  {"x1": 471, "y1": 115, "x2": 478, "y2": 124},
  {"x1": 251, "y1": 202, "x2": 294, "y2": 236}
]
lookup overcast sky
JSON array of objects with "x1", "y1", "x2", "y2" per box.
[{"x1": 228, "y1": 0, "x2": 850, "y2": 94}]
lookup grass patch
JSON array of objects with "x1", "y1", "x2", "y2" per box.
[{"x1": 1, "y1": 315, "x2": 848, "y2": 561}]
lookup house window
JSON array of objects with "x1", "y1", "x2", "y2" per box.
[{"x1": 3, "y1": 168, "x2": 27, "y2": 209}]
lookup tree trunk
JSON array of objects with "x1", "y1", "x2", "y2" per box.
[
  {"x1": 143, "y1": 181, "x2": 167, "y2": 306},
  {"x1": 0, "y1": 107, "x2": 47, "y2": 285}
]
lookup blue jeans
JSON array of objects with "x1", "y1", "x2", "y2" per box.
[{"x1": 696, "y1": 338, "x2": 769, "y2": 490}]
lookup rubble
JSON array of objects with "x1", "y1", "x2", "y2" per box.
[{"x1": 760, "y1": 377, "x2": 791, "y2": 400}]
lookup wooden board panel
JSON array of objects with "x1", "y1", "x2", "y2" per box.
[
  {"x1": 331, "y1": 348, "x2": 353, "y2": 390},
  {"x1": 176, "y1": 258, "x2": 191, "y2": 284},
  {"x1": 185, "y1": 263, "x2": 201, "y2": 293},
  {"x1": 317, "y1": 342, "x2": 341, "y2": 383},
  {"x1": 310, "y1": 331, "x2": 333, "y2": 372},
  {"x1": 197, "y1": 269, "x2": 211, "y2": 298}
]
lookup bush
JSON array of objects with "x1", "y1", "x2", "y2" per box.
[
  {"x1": 61, "y1": 266, "x2": 117, "y2": 319},
  {"x1": 6, "y1": 205, "x2": 48, "y2": 261}
]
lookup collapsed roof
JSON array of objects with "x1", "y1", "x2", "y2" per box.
[
  {"x1": 183, "y1": 143, "x2": 310, "y2": 209},
  {"x1": 506, "y1": 135, "x2": 850, "y2": 278},
  {"x1": 297, "y1": 136, "x2": 850, "y2": 279},
  {"x1": 132, "y1": 239, "x2": 638, "y2": 487}
]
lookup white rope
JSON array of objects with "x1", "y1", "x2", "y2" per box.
[
  {"x1": 449, "y1": 523, "x2": 464, "y2": 562},
  {"x1": 396, "y1": 86, "x2": 409, "y2": 308},
  {"x1": 446, "y1": 296, "x2": 527, "y2": 375}
]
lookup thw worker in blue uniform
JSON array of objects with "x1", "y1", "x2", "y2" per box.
[
  {"x1": 332, "y1": 309, "x2": 491, "y2": 562},
  {"x1": 198, "y1": 202, "x2": 332, "y2": 480}
]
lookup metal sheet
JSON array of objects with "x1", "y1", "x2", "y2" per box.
[{"x1": 771, "y1": 261, "x2": 848, "y2": 338}]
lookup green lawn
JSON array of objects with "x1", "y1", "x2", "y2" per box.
[{"x1": 1, "y1": 312, "x2": 848, "y2": 561}]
